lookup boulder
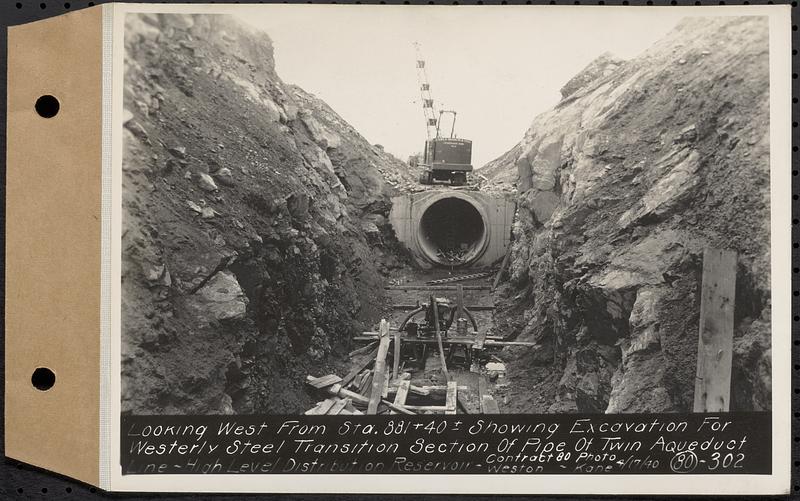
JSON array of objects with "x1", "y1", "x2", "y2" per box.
[
  {"x1": 197, "y1": 173, "x2": 219, "y2": 192},
  {"x1": 214, "y1": 167, "x2": 234, "y2": 186},
  {"x1": 192, "y1": 271, "x2": 248, "y2": 322}
]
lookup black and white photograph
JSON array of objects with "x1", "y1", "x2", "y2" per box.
[{"x1": 120, "y1": 7, "x2": 777, "y2": 419}]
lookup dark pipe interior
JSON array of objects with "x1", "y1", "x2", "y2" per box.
[{"x1": 418, "y1": 197, "x2": 486, "y2": 266}]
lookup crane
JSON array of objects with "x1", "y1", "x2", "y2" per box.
[{"x1": 412, "y1": 43, "x2": 473, "y2": 186}]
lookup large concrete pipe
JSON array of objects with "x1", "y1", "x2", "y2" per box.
[
  {"x1": 417, "y1": 196, "x2": 489, "y2": 266},
  {"x1": 389, "y1": 190, "x2": 516, "y2": 269}
]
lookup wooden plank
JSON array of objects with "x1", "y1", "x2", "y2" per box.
[
  {"x1": 484, "y1": 340, "x2": 538, "y2": 347},
  {"x1": 349, "y1": 341, "x2": 377, "y2": 358},
  {"x1": 445, "y1": 380, "x2": 458, "y2": 414},
  {"x1": 367, "y1": 319, "x2": 392, "y2": 414},
  {"x1": 392, "y1": 330, "x2": 401, "y2": 380},
  {"x1": 359, "y1": 371, "x2": 373, "y2": 395},
  {"x1": 478, "y1": 375, "x2": 499, "y2": 414},
  {"x1": 394, "y1": 380, "x2": 411, "y2": 406},
  {"x1": 312, "y1": 381, "x2": 370, "y2": 405},
  {"x1": 341, "y1": 347, "x2": 378, "y2": 387},
  {"x1": 431, "y1": 295, "x2": 449, "y2": 381},
  {"x1": 304, "y1": 402, "x2": 323, "y2": 415},
  {"x1": 693, "y1": 248, "x2": 737, "y2": 413},
  {"x1": 402, "y1": 405, "x2": 448, "y2": 412},
  {"x1": 417, "y1": 385, "x2": 470, "y2": 392},
  {"x1": 453, "y1": 371, "x2": 480, "y2": 414},
  {"x1": 481, "y1": 395, "x2": 500, "y2": 414},
  {"x1": 390, "y1": 380, "x2": 411, "y2": 415},
  {"x1": 307, "y1": 374, "x2": 342, "y2": 389},
  {"x1": 381, "y1": 399, "x2": 414, "y2": 415},
  {"x1": 328, "y1": 398, "x2": 349, "y2": 415},
  {"x1": 392, "y1": 380, "x2": 429, "y2": 396},
  {"x1": 314, "y1": 398, "x2": 337, "y2": 415},
  {"x1": 474, "y1": 330, "x2": 487, "y2": 350},
  {"x1": 382, "y1": 367, "x2": 390, "y2": 398}
]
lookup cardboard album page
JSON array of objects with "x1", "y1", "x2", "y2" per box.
[{"x1": 5, "y1": 2, "x2": 793, "y2": 494}]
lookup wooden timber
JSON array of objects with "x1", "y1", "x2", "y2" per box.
[
  {"x1": 307, "y1": 374, "x2": 342, "y2": 389},
  {"x1": 306, "y1": 376, "x2": 415, "y2": 415},
  {"x1": 367, "y1": 320, "x2": 392, "y2": 414},
  {"x1": 341, "y1": 346, "x2": 378, "y2": 388},
  {"x1": 348, "y1": 341, "x2": 377, "y2": 358},
  {"x1": 474, "y1": 329, "x2": 487, "y2": 350},
  {"x1": 478, "y1": 375, "x2": 500, "y2": 413},
  {"x1": 328, "y1": 398, "x2": 349, "y2": 415},
  {"x1": 391, "y1": 380, "x2": 411, "y2": 415},
  {"x1": 445, "y1": 381, "x2": 458, "y2": 415},
  {"x1": 402, "y1": 404, "x2": 449, "y2": 412},
  {"x1": 393, "y1": 330, "x2": 401, "y2": 380},
  {"x1": 693, "y1": 248, "x2": 737, "y2": 413},
  {"x1": 452, "y1": 371, "x2": 480, "y2": 414},
  {"x1": 305, "y1": 398, "x2": 336, "y2": 415},
  {"x1": 431, "y1": 295, "x2": 449, "y2": 381}
]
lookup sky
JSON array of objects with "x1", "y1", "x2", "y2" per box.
[{"x1": 234, "y1": 6, "x2": 685, "y2": 168}]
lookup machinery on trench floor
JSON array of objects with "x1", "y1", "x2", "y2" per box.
[
  {"x1": 304, "y1": 285, "x2": 537, "y2": 415},
  {"x1": 398, "y1": 295, "x2": 479, "y2": 370}
]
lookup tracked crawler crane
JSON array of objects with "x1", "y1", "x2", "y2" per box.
[{"x1": 414, "y1": 43, "x2": 473, "y2": 186}]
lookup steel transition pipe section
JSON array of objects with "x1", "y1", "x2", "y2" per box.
[
  {"x1": 389, "y1": 190, "x2": 516, "y2": 269},
  {"x1": 417, "y1": 197, "x2": 488, "y2": 266}
]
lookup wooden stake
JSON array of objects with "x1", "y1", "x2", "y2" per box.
[
  {"x1": 445, "y1": 380, "x2": 458, "y2": 415},
  {"x1": 367, "y1": 319, "x2": 391, "y2": 414},
  {"x1": 392, "y1": 330, "x2": 401, "y2": 380},
  {"x1": 431, "y1": 295, "x2": 449, "y2": 381},
  {"x1": 328, "y1": 398, "x2": 349, "y2": 415},
  {"x1": 390, "y1": 380, "x2": 411, "y2": 415},
  {"x1": 693, "y1": 248, "x2": 737, "y2": 413},
  {"x1": 478, "y1": 375, "x2": 500, "y2": 414}
]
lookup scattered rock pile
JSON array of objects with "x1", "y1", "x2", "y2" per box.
[{"x1": 485, "y1": 17, "x2": 771, "y2": 413}]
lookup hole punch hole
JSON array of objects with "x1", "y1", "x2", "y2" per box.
[
  {"x1": 31, "y1": 367, "x2": 56, "y2": 391},
  {"x1": 35, "y1": 95, "x2": 60, "y2": 118}
]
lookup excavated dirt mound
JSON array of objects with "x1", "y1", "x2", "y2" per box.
[
  {"x1": 485, "y1": 17, "x2": 771, "y2": 413},
  {"x1": 121, "y1": 14, "x2": 414, "y2": 414}
]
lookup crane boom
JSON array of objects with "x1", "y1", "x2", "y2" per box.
[
  {"x1": 412, "y1": 43, "x2": 473, "y2": 186},
  {"x1": 414, "y1": 42, "x2": 439, "y2": 140}
]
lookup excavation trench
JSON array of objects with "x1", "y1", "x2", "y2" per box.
[{"x1": 417, "y1": 197, "x2": 488, "y2": 267}]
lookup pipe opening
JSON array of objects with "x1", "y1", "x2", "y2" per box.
[{"x1": 418, "y1": 197, "x2": 487, "y2": 267}]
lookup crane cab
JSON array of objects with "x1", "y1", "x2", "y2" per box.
[{"x1": 419, "y1": 137, "x2": 473, "y2": 186}]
